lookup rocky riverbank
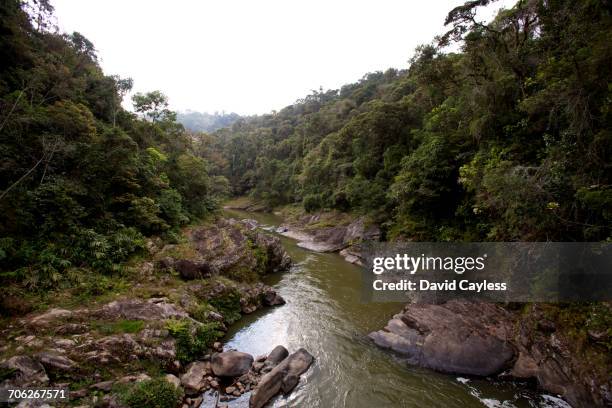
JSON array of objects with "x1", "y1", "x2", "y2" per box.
[
  {"x1": 369, "y1": 300, "x2": 612, "y2": 408},
  {"x1": 0, "y1": 218, "x2": 315, "y2": 408},
  {"x1": 224, "y1": 204, "x2": 611, "y2": 408}
]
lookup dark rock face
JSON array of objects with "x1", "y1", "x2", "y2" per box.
[
  {"x1": 249, "y1": 348, "x2": 314, "y2": 408},
  {"x1": 211, "y1": 351, "x2": 254, "y2": 377},
  {"x1": 173, "y1": 259, "x2": 212, "y2": 280},
  {"x1": 369, "y1": 300, "x2": 515, "y2": 376}
]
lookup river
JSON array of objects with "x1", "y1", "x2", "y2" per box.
[{"x1": 221, "y1": 209, "x2": 570, "y2": 408}]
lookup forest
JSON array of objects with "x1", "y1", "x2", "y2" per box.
[
  {"x1": 1, "y1": 0, "x2": 610, "y2": 295},
  {"x1": 205, "y1": 0, "x2": 611, "y2": 243},
  {"x1": 0, "y1": 0, "x2": 228, "y2": 293}
]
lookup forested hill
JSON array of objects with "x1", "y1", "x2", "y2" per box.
[
  {"x1": 177, "y1": 110, "x2": 241, "y2": 133},
  {"x1": 205, "y1": 0, "x2": 612, "y2": 243},
  {"x1": 0, "y1": 0, "x2": 228, "y2": 288}
]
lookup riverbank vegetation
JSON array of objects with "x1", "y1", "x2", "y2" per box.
[
  {"x1": 0, "y1": 0, "x2": 229, "y2": 300},
  {"x1": 206, "y1": 0, "x2": 611, "y2": 243}
]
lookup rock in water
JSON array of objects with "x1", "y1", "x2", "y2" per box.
[
  {"x1": 368, "y1": 300, "x2": 514, "y2": 376},
  {"x1": 211, "y1": 351, "x2": 254, "y2": 377},
  {"x1": 249, "y1": 348, "x2": 314, "y2": 408}
]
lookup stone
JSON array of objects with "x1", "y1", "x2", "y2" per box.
[
  {"x1": 262, "y1": 290, "x2": 285, "y2": 306},
  {"x1": 249, "y1": 348, "x2": 314, "y2": 408},
  {"x1": 180, "y1": 361, "x2": 210, "y2": 395},
  {"x1": 165, "y1": 374, "x2": 181, "y2": 388},
  {"x1": 211, "y1": 351, "x2": 254, "y2": 377},
  {"x1": 0, "y1": 355, "x2": 48, "y2": 386},
  {"x1": 90, "y1": 380, "x2": 114, "y2": 391},
  {"x1": 37, "y1": 352, "x2": 76, "y2": 372},
  {"x1": 28, "y1": 308, "x2": 73, "y2": 327}
]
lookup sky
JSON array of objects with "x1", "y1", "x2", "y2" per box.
[{"x1": 51, "y1": 0, "x2": 515, "y2": 115}]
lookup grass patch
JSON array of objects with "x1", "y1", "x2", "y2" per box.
[{"x1": 91, "y1": 319, "x2": 145, "y2": 335}]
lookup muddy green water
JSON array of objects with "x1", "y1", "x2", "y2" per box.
[{"x1": 222, "y1": 209, "x2": 568, "y2": 408}]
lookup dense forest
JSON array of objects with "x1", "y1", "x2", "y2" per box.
[
  {"x1": 1, "y1": 0, "x2": 611, "y2": 289},
  {"x1": 177, "y1": 110, "x2": 241, "y2": 133},
  {"x1": 0, "y1": 0, "x2": 228, "y2": 291},
  {"x1": 206, "y1": 0, "x2": 611, "y2": 242}
]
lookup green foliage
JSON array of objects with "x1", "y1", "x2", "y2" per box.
[
  {"x1": 165, "y1": 319, "x2": 224, "y2": 363},
  {"x1": 0, "y1": 2, "x2": 223, "y2": 290},
  {"x1": 200, "y1": 0, "x2": 611, "y2": 242},
  {"x1": 208, "y1": 287, "x2": 242, "y2": 324},
  {"x1": 117, "y1": 377, "x2": 184, "y2": 408}
]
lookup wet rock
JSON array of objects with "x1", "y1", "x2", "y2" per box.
[
  {"x1": 37, "y1": 352, "x2": 76, "y2": 372},
  {"x1": 211, "y1": 351, "x2": 254, "y2": 377},
  {"x1": 262, "y1": 289, "x2": 285, "y2": 306},
  {"x1": 180, "y1": 361, "x2": 210, "y2": 395},
  {"x1": 249, "y1": 348, "x2": 314, "y2": 408},
  {"x1": 261, "y1": 345, "x2": 288, "y2": 373},
  {"x1": 0, "y1": 355, "x2": 48, "y2": 386},
  {"x1": 369, "y1": 300, "x2": 514, "y2": 376}
]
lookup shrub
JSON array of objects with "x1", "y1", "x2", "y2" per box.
[
  {"x1": 209, "y1": 288, "x2": 242, "y2": 324},
  {"x1": 166, "y1": 319, "x2": 224, "y2": 363},
  {"x1": 118, "y1": 377, "x2": 183, "y2": 408}
]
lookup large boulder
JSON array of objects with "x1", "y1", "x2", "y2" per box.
[
  {"x1": 180, "y1": 361, "x2": 210, "y2": 395},
  {"x1": 249, "y1": 348, "x2": 314, "y2": 408},
  {"x1": 211, "y1": 351, "x2": 253, "y2": 377},
  {"x1": 369, "y1": 300, "x2": 515, "y2": 376}
]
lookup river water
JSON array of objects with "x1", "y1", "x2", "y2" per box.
[{"x1": 222, "y1": 209, "x2": 570, "y2": 408}]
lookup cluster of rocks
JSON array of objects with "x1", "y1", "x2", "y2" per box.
[
  {"x1": 369, "y1": 300, "x2": 611, "y2": 408},
  {"x1": 177, "y1": 346, "x2": 314, "y2": 408}
]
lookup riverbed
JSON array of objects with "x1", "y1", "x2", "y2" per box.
[{"x1": 222, "y1": 209, "x2": 570, "y2": 408}]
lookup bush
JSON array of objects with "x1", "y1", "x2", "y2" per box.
[
  {"x1": 303, "y1": 193, "x2": 323, "y2": 213},
  {"x1": 166, "y1": 319, "x2": 224, "y2": 363},
  {"x1": 209, "y1": 288, "x2": 242, "y2": 324},
  {"x1": 118, "y1": 377, "x2": 183, "y2": 408}
]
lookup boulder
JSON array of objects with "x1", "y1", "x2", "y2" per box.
[
  {"x1": 262, "y1": 289, "x2": 285, "y2": 306},
  {"x1": 249, "y1": 348, "x2": 314, "y2": 408},
  {"x1": 368, "y1": 300, "x2": 514, "y2": 376},
  {"x1": 0, "y1": 355, "x2": 48, "y2": 386},
  {"x1": 164, "y1": 374, "x2": 181, "y2": 389},
  {"x1": 180, "y1": 361, "x2": 210, "y2": 395},
  {"x1": 211, "y1": 351, "x2": 253, "y2": 377},
  {"x1": 37, "y1": 352, "x2": 76, "y2": 372},
  {"x1": 261, "y1": 345, "x2": 288, "y2": 372}
]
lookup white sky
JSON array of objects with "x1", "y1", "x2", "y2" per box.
[{"x1": 51, "y1": 0, "x2": 515, "y2": 115}]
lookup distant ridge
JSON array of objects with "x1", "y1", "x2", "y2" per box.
[{"x1": 178, "y1": 110, "x2": 242, "y2": 132}]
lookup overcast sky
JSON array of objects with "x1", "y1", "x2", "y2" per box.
[{"x1": 51, "y1": 0, "x2": 515, "y2": 115}]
